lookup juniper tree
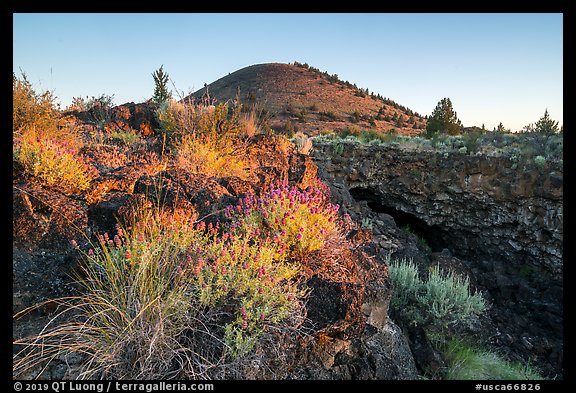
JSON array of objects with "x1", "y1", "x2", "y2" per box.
[
  {"x1": 152, "y1": 65, "x2": 172, "y2": 105},
  {"x1": 495, "y1": 122, "x2": 509, "y2": 133},
  {"x1": 426, "y1": 97, "x2": 462, "y2": 136},
  {"x1": 535, "y1": 109, "x2": 560, "y2": 134}
]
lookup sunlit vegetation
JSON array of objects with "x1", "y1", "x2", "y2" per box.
[
  {"x1": 13, "y1": 70, "x2": 354, "y2": 379},
  {"x1": 13, "y1": 72, "x2": 97, "y2": 193},
  {"x1": 312, "y1": 129, "x2": 563, "y2": 164}
]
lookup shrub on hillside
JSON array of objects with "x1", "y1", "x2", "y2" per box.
[
  {"x1": 13, "y1": 72, "x2": 59, "y2": 134},
  {"x1": 13, "y1": 133, "x2": 97, "y2": 194}
]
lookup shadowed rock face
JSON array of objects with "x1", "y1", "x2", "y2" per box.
[{"x1": 312, "y1": 141, "x2": 563, "y2": 377}]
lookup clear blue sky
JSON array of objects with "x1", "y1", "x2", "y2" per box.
[{"x1": 13, "y1": 13, "x2": 563, "y2": 132}]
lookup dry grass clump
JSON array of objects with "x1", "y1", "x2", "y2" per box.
[
  {"x1": 156, "y1": 98, "x2": 257, "y2": 180},
  {"x1": 175, "y1": 134, "x2": 249, "y2": 180}
]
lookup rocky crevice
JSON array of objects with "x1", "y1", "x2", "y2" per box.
[{"x1": 312, "y1": 141, "x2": 563, "y2": 378}]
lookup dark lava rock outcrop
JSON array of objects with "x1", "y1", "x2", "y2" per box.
[{"x1": 312, "y1": 141, "x2": 563, "y2": 377}]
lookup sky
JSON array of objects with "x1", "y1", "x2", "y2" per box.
[{"x1": 13, "y1": 13, "x2": 563, "y2": 132}]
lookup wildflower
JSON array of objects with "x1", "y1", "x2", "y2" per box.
[
  {"x1": 242, "y1": 320, "x2": 248, "y2": 329},
  {"x1": 258, "y1": 287, "x2": 264, "y2": 294},
  {"x1": 103, "y1": 232, "x2": 109, "y2": 241},
  {"x1": 296, "y1": 233, "x2": 303, "y2": 241},
  {"x1": 88, "y1": 248, "x2": 94, "y2": 256},
  {"x1": 260, "y1": 313, "x2": 265, "y2": 321},
  {"x1": 115, "y1": 223, "x2": 123, "y2": 237},
  {"x1": 125, "y1": 250, "x2": 131, "y2": 259},
  {"x1": 138, "y1": 232, "x2": 145, "y2": 242},
  {"x1": 242, "y1": 260, "x2": 249, "y2": 269},
  {"x1": 287, "y1": 293, "x2": 294, "y2": 302},
  {"x1": 223, "y1": 285, "x2": 229, "y2": 293},
  {"x1": 241, "y1": 307, "x2": 247, "y2": 318},
  {"x1": 221, "y1": 266, "x2": 227, "y2": 275},
  {"x1": 70, "y1": 239, "x2": 79, "y2": 249},
  {"x1": 114, "y1": 235, "x2": 122, "y2": 247}
]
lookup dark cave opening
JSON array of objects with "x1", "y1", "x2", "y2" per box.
[{"x1": 349, "y1": 187, "x2": 448, "y2": 253}]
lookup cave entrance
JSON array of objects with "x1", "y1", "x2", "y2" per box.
[{"x1": 349, "y1": 187, "x2": 448, "y2": 253}]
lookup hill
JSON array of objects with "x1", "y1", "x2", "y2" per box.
[{"x1": 184, "y1": 62, "x2": 427, "y2": 136}]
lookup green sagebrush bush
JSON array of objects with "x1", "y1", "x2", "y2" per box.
[{"x1": 388, "y1": 256, "x2": 486, "y2": 329}]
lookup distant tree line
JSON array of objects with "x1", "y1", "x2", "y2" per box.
[{"x1": 424, "y1": 96, "x2": 561, "y2": 136}]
